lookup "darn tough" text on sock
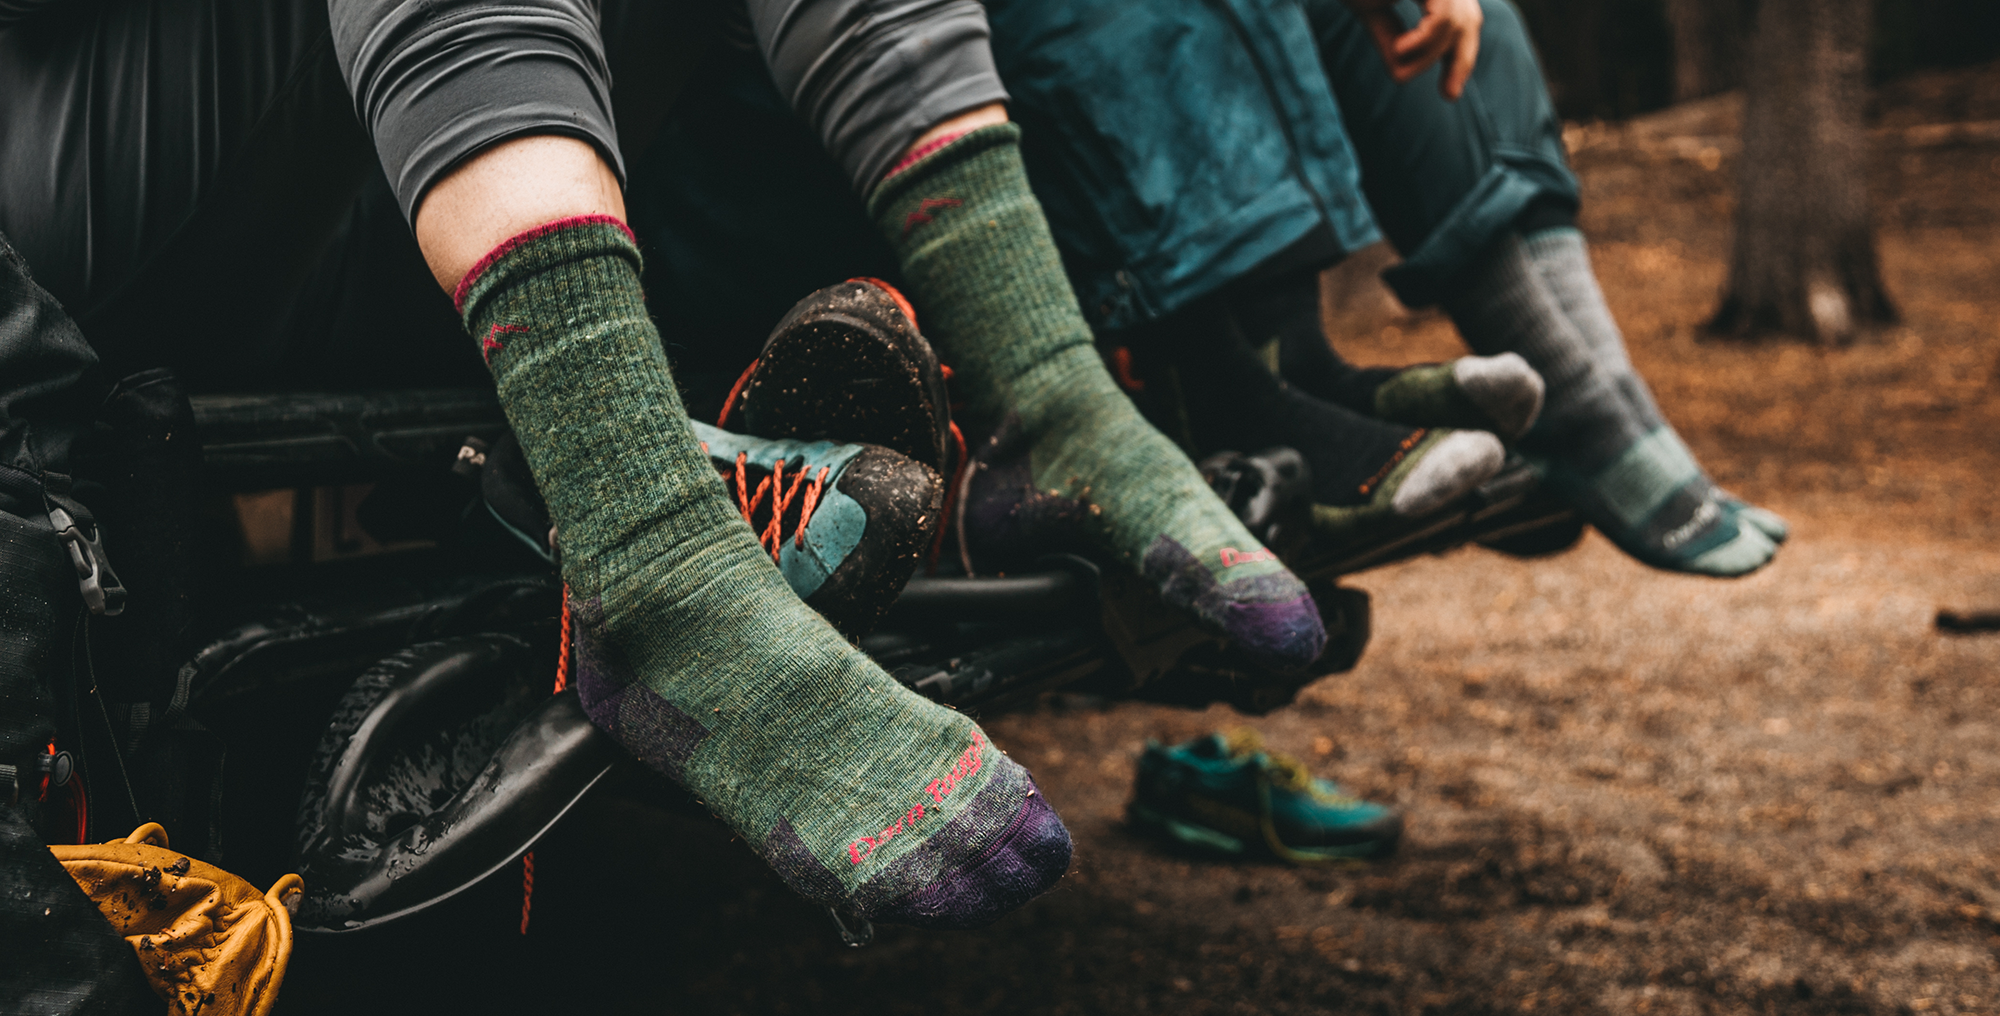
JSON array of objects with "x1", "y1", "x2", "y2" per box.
[{"x1": 848, "y1": 731, "x2": 988, "y2": 865}]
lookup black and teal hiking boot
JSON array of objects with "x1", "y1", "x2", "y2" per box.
[
  {"x1": 731, "y1": 278, "x2": 953, "y2": 476},
  {"x1": 1129, "y1": 729, "x2": 1401, "y2": 863},
  {"x1": 480, "y1": 419, "x2": 941, "y2": 638}
]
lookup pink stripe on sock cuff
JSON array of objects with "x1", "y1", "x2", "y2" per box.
[
  {"x1": 452, "y1": 214, "x2": 638, "y2": 314},
  {"x1": 882, "y1": 131, "x2": 970, "y2": 184}
]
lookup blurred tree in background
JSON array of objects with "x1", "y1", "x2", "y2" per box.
[
  {"x1": 1661, "y1": 0, "x2": 1749, "y2": 101},
  {"x1": 1710, "y1": 0, "x2": 1893, "y2": 343},
  {"x1": 1515, "y1": 0, "x2": 2000, "y2": 121},
  {"x1": 1512, "y1": 0, "x2": 1996, "y2": 342}
]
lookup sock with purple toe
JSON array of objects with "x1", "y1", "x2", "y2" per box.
[
  {"x1": 459, "y1": 215, "x2": 1069, "y2": 928},
  {"x1": 872, "y1": 125, "x2": 1325, "y2": 671}
]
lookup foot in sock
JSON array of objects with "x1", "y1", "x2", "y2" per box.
[
  {"x1": 1122, "y1": 297, "x2": 1506, "y2": 547},
  {"x1": 1446, "y1": 232, "x2": 1777, "y2": 576},
  {"x1": 457, "y1": 216, "x2": 1068, "y2": 928},
  {"x1": 870, "y1": 125, "x2": 1325, "y2": 672},
  {"x1": 1521, "y1": 228, "x2": 1787, "y2": 545},
  {"x1": 1236, "y1": 271, "x2": 1545, "y2": 440}
]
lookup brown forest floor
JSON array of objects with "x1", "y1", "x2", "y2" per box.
[{"x1": 282, "y1": 63, "x2": 2000, "y2": 1016}]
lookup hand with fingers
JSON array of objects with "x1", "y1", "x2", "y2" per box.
[{"x1": 1342, "y1": 0, "x2": 1483, "y2": 99}]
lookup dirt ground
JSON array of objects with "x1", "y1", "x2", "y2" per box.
[{"x1": 281, "y1": 63, "x2": 2000, "y2": 1016}]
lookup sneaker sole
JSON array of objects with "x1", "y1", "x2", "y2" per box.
[
  {"x1": 1128, "y1": 802, "x2": 1399, "y2": 863},
  {"x1": 741, "y1": 279, "x2": 951, "y2": 475}
]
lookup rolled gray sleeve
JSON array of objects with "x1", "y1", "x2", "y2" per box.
[
  {"x1": 751, "y1": 0, "x2": 1010, "y2": 193},
  {"x1": 328, "y1": 0, "x2": 623, "y2": 221}
]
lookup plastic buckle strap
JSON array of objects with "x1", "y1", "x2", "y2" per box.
[
  {"x1": 38, "y1": 471, "x2": 127, "y2": 616},
  {"x1": 47, "y1": 503, "x2": 126, "y2": 616}
]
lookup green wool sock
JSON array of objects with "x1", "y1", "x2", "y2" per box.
[
  {"x1": 871, "y1": 126, "x2": 1325, "y2": 671},
  {"x1": 455, "y1": 216, "x2": 1068, "y2": 928},
  {"x1": 1370, "y1": 354, "x2": 1544, "y2": 441}
]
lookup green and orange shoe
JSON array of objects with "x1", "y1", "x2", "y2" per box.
[{"x1": 1129, "y1": 729, "x2": 1401, "y2": 863}]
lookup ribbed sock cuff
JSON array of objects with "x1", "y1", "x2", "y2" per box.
[
  {"x1": 867, "y1": 123, "x2": 1023, "y2": 222},
  {"x1": 453, "y1": 215, "x2": 641, "y2": 321}
]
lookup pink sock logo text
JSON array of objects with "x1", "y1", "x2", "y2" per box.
[{"x1": 847, "y1": 731, "x2": 986, "y2": 865}]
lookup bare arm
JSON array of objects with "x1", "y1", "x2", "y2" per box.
[
  {"x1": 413, "y1": 136, "x2": 626, "y2": 293},
  {"x1": 903, "y1": 103, "x2": 1010, "y2": 161}
]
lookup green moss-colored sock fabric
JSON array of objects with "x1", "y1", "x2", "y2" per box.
[
  {"x1": 870, "y1": 126, "x2": 1325, "y2": 671},
  {"x1": 455, "y1": 216, "x2": 1068, "y2": 928}
]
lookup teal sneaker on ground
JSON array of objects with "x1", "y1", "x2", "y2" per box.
[{"x1": 1129, "y1": 729, "x2": 1402, "y2": 863}]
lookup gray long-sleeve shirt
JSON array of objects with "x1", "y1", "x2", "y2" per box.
[{"x1": 329, "y1": 0, "x2": 1008, "y2": 220}]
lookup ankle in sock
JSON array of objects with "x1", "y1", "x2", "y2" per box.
[
  {"x1": 458, "y1": 216, "x2": 1069, "y2": 927},
  {"x1": 870, "y1": 125, "x2": 1325, "y2": 672},
  {"x1": 1445, "y1": 233, "x2": 1775, "y2": 576}
]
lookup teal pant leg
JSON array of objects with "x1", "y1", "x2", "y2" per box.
[
  {"x1": 985, "y1": 0, "x2": 1381, "y2": 329},
  {"x1": 1302, "y1": 0, "x2": 1578, "y2": 307}
]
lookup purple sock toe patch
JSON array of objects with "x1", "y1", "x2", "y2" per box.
[
  {"x1": 1142, "y1": 537, "x2": 1326, "y2": 669},
  {"x1": 866, "y1": 774, "x2": 1071, "y2": 930},
  {"x1": 1223, "y1": 593, "x2": 1326, "y2": 671}
]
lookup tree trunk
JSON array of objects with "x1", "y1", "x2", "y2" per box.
[
  {"x1": 1710, "y1": 0, "x2": 1895, "y2": 344},
  {"x1": 1662, "y1": 0, "x2": 1747, "y2": 102}
]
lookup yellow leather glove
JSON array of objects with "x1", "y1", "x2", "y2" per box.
[{"x1": 50, "y1": 823, "x2": 302, "y2": 1016}]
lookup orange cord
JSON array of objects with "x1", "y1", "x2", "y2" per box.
[
  {"x1": 1356, "y1": 428, "x2": 1427, "y2": 497},
  {"x1": 924, "y1": 363, "x2": 969, "y2": 575},
  {"x1": 521, "y1": 583, "x2": 573, "y2": 935},
  {"x1": 717, "y1": 357, "x2": 761, "y2": 429},
  {"x1": 1111, "y1": 347, "x2": 1146, "y2": 392},
  {"x1": 795, "y1": 468, "x2": 831, "y2": 548},
  {"x1": 518, "y1": 851, "x2": 536, "y2": 935},
  {"x1": 553, "y1": 585, "x2": 571, "y2": 693}
]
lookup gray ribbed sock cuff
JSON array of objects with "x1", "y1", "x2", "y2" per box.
[{"x1": 1521, "y1": 227, "x2": 1667, "y2": 430}]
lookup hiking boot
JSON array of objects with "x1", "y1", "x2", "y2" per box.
[
  {"x1": 731, "y1": 278, "x2": 952, "y2": 476},
  {"x1": 480, "y1": 421, "x2": 941, "y2": 638},
  {"x1": 1129, "y1": 729, "x2": 1401, "y2": 862}
]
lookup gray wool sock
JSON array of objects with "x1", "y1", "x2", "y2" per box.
[
  {"x1": 1522, "y1": 228, "x2": 1788, "y2": 544},
  {"x1": 1443, "y1": 234, "x2": 1775, "y2": 576},
  {"x1": 1520, "y1": 229, "x2": 1664, "y2": 427}
]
